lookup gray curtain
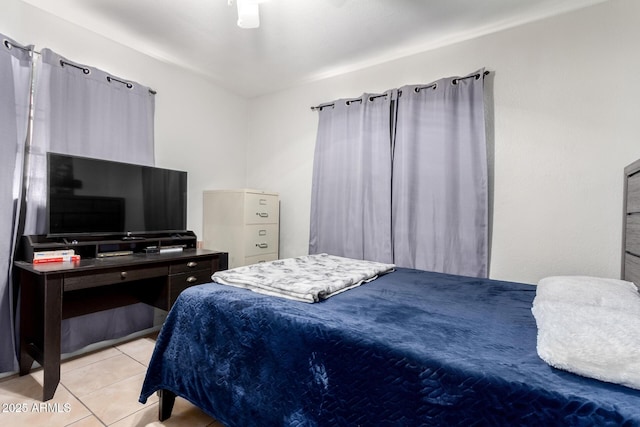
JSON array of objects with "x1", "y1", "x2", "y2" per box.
[
  {"x1": 25, "y1": 49, "x2": 156, "y2": 353},
  {"x1": 0, "y1": 34, "x2": 33, "y2": 374},
  {"x1": 309, "y1": 92, "x2": 393, "y2": 263},
  {"x1": 25, "y1": 48, "x2": 155, "y2": 234},
  {"x1": 393, "y1": 71, "x2": 488, "y2": 277},
  {"x1": 310, "y1": 70, "x2": 488, "y2": 277}
]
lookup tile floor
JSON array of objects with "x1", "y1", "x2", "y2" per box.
[{"x1": 0, "y1": 335, "x2": 225, "y2": 427}]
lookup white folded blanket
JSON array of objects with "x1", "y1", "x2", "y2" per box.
[
  {"x1": 212, "y1": 253, "x2": 395, "y2": 303},
  {"x1": 531, "y1": 276, "x2": 640, "y2": 390}
]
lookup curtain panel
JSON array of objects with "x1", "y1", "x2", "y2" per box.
[
  {"x1": 25, "y1": 48, "x2": 155, "y2": 234},
  {"x1": 393, "y1": 73, "x2": 488, "y2": 277},
  {"x1": 25, "y1": 48, "x2": 157, "y2": 353},
  {"x1": 309, "y1": 92, "x2": 393, "y2": 264},
  {"x1": 310, "y1": 70, "x2": 488, "y2": 277},
  {"x1": 0, "y1": 34, "x2": 33, "y2": 373}
]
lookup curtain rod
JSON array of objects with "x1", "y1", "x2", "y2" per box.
[
  {"x1": 3, "y1": 40, "x2": 157, "y2": 96},
  {"x1": 310, "y1": 70, "x2": 489, "y2": 111}
]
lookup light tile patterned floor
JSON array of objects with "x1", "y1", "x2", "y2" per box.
[{"x1": 0, "y1": 335, "x2": 224, "y2": 427}]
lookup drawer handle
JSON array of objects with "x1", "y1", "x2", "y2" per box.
[
  {"x1": 186, "y1": 276, "x2": 198, "y2": 283},
  {"x1": 187, "y1": 261, "x2": 198, "y2": 268},
  {"x1": 258, "y1": 229, "x2": 267, "y2": 236},
  {"x1": 256, "y1": 243, "x2": 268, "y2": 249},
  {"x1": 256, "y1": 212, "x2": 269, "y2": 218},
  {"x1": 120, "y1": 271, "x2": 128, "y2": 279},
  {"x1": 259, "y1": 198, "x2": 268, "y2": 205}
]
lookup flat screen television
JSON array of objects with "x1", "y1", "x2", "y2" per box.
[{"x1": 46, "y1": 152, "x2": 188, "y2": 238}]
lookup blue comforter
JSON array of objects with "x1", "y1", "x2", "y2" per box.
[{"x1": 139, "y1": 268, "x2": 640, "y2": 426}]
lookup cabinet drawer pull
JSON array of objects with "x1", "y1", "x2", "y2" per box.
[
  {"x1": 258, "y1": 229, "x2": 267, "y2": 236},
  {"x1": 120, "y1": 271, "x2": 128, "y2": 279},
  {"x1": 256, "y1": 212, "x2": 269, "y2": 218},
  {"x1": 186, "y1": 276, "x2": 198, "y2": 283},
  {"x1": 256, "y1": 243, "x2": 268, "y2": 249},
  {"x1": 187, "y1": 261, "x2": 198, "y2": 268}
]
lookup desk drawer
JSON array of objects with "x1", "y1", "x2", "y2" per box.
[
  {"x1": 169, "y1": 269, "x2": 213, "y2": 305},
  {"x1": 64, "y1": 265, "x2": 168, "y2": 292},
  {"x1": 170, "y1": 258, "x2": 213, "y2": 274}
]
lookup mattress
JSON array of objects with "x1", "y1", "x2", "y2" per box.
[{"x1": 139, "y1": 268, "x2": 640, "y2": 426}]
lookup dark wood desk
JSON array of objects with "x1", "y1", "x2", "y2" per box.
[{"x1": 14, "y1": 249, "x2": 228, "y2": 401}]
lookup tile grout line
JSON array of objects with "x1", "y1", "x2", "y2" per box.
[
  {"x1": 106, "y1": 401, "x2": 159, "y2": 427},
  {"x1": 0, "y1": 336, "x2": 163, "y2": 427},
  {"x1": 65, "y1": 342, "x2": 156, "y2": 426},
  {"x1": 60, "y1": 381, "x2": 106, "y2": 427},
  {"x1": 60, "y1": 342, "x2": 127, "y2": 427}
]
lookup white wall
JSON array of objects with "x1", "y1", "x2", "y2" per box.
[
  {"x1": 246, "y1": 0, "x2": 640, "y2": 284},
  {"x1": 5, "y1": 0, "x2": 640, "y2": 285},
  {"x1": 2, "y1": 0, "x2": 248, "y2": 239}
]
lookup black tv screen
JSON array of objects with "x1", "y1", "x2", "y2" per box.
[{"x1": 47, "y1": 152, "x2": 187, "y2": 237}]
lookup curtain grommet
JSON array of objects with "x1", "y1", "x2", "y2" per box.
[
  {"x1": 415, "y1": 83, "x2": 436, "y2": 93},
  {"x1": 3, "y1": 39, "x2": 12, "y2": 50},
  {"x1": 107, "y1": 75, "x2": 133, "y2": 89},
  {"x1": 60, "y1": 59, "x2": 91, "y2": 75},
  {"x1": 368, "y1": 94, "x2": 388, "y2": 102},
  {"x1": 452, "y1": 72, "x2": 485, "y2": 86}
]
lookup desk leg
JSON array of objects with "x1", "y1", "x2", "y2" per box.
[
  {"x1": 20, "y1": 271, "x2": 63, "y2": 401},
  {"x1": 42, "y1": 275, "x2": 62, "y2": 401},
  {"x1": 18, "y1": 270, "x2": 35, "y2": 376}
]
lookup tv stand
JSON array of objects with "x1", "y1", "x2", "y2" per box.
[{"x1": 15, "y1": 232, "x2": 228, "y2": 402}]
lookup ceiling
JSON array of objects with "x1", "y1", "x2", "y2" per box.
[{"x1": 21, "y1": 0, "x2": 605, "y2": 98}]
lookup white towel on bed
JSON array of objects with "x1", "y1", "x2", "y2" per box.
[
  {"x1": 212, "y1": 253, "x2": 395, "y2": 303},
  {"x1": 531, "y1": 276, "x2": 640, "y2": 390}
]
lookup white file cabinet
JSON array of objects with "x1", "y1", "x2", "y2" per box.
[{"x1": 203, "y1": 189, "x2": 279, "y2": 268}]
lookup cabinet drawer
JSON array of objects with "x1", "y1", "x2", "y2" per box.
[
  {"x1": 628, "y1": 173, "x2": 640, "y2": 213},
  {"x1": 244, "y1": 253, "x2": 278, "y2": 266},
  {"x1": 627, "y1": 214, "x2": 640, "y2": 257},
  {"x1": 64, "y1": 265, "x2": 168, "y2": 292},
  {"x1": 170, "y1": 258, "x2": 213, "y2": 274},
  {"x1": 624, "y1": 253, "x2": 640, "y2": 288},
  {"x1": 244, "y1": 193, "x2": 278, "y2": 224},
  {"x1": 244, "y1": 224, "x2": 278, "y2": 257}
]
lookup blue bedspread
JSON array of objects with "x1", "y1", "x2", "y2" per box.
[{"x1": 139, "y1": 268, "x2": 640, "y2": 426}]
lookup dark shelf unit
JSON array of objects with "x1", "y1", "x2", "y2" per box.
[{"x1": 20, "y1": 231, "x2": 198, "y2": 262}]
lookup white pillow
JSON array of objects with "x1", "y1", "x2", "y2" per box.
[
  {"x1": 532, "y1": 276, "x2": 640, "y2": 390},
  {"x1": 536, "y1": 276, "x2": 639, "y2": 312}
]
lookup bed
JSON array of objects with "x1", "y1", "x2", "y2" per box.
[{"x1": 138, "y1": 161, "x2": 640, "y2": 426}]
